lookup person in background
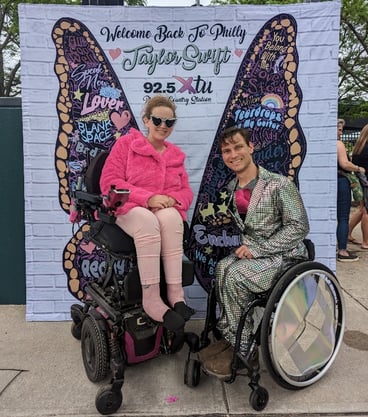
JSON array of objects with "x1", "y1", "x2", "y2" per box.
[
  {"x1": 199, "y1": 127, "x2": 309, "y2": 378},
  {"x1": 337, "y1": 118, "x2": 365, "y2": 262},
  {"x1": 349, "y1": 123, "x2": 368, "y2": 249},
  {"x1": 100, "y1": 95, "x2": 194, "y2": 331}
]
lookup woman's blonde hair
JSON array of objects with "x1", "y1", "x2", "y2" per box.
[
  {"x1": 352, "y1": 124, "x2": 368, "y2": 155},
  {"x1": 142, "y1": 95, "x2": 176, "y2": 121}
]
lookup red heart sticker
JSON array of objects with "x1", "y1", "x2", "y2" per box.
[
  {"x1": 109, "y1": 48, "x2": 122, "y2": 60},
  {"x1": 111, "y1": 110, "x2": 131, "y2": 130}
]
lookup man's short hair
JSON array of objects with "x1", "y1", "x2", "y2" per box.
[{"x1": 219, "y1": 126, "x2": 251, "y2": 149}]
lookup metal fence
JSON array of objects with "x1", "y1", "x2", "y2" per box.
[{"x1": 342, "y1": 129, "x2": 360, "y2": 155}]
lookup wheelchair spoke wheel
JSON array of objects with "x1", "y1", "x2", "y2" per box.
[
  {"x1": 95, "y1": 384, "x2": 123, "y2": 415},
  {"x1": 81, "y1": 315, "x2": 109, "y2": 382},
  {"x1": 261, "y1": 261, "x2": 345, "y2": 390}
]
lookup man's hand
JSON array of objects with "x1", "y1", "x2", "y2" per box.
[{"x1": 235, "y1": 245, "x2": 254, "y2": 259}]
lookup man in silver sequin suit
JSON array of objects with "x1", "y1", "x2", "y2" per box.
[{"x1": 200, "y1": 127, "x2": 310, "y2": 378}]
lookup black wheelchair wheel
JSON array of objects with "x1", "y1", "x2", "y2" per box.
[
  {"x1": 70, "y1": 304, "x2": 84, "y2": 340},
  {"x1": 95, "y1": 384, "x2": 123, "y2": 415},
  {"x1": 249, "y1": 386, "x2": 269, "y2": 411},
  {"x1": 184, "y1": 358, "x2": 201, "y2": 387},
  {"x1": 260, "y1": 261, "x2": 345, "y2": 390},
  {"x1": 71, "y1": 321, "x2": 82, "y2": 340},
  {"x1": 81, "y1": 315, "x2": 109, "y2": 382},
  {"x1": 185, "y1": 331, "x2": 200, "y2": 353}
]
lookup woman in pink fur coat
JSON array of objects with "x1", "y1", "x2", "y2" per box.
[{"x1": 100, "y1": 95, "x2": 194, "y2": 331}]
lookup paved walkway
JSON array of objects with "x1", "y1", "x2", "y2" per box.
[{"x1": 1, "y1": 217, "x2": 367, "y2": 417}]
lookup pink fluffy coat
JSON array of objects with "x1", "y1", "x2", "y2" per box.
[{"x1": 100, "y1": 128, "x2": 193, "y2": 220}]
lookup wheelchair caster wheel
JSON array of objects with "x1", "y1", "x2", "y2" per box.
[
  {"x1": 70, "y1": 304, "x2": 84, "y2": 340},
  {"x1": 185, "y1": 331, "x2": 200, "y2": 352},
  {"x1": 184, "y1": 359, "x2": 201, "y2": 387},
  {"x1": 95, "y1": 384, "x2": 123, "y2": 415},
  {"x1": 249, "y1": 386, "x2": 269, "y2": 411},
  {"x1": 71, "y1": 322, "x2": 82, "y2": 340}
]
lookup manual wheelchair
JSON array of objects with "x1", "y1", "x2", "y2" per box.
[
  {"x1": 184, "y1": 242, "x2": 345, "y2": 412},
  {"x1": 68, "y1": 151, "x2": 199, "y2": 416}
]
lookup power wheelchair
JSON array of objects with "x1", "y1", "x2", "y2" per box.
[
  {"x1": 68, "y1": 151, "x2": 199, "y2": 415},
  {"x1": 185, "y1": 241, "x2": 345, "y2": 412}
]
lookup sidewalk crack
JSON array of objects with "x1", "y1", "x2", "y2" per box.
[
  {"x1": 0, "y1": 369, "x2": 29, "y2": 396},
  {"x1": 220, "y1": 381, "x2": 230, "y2": 416},
  {"x1": 342, "y1": 287, "x2": 368, "y2": 311}
]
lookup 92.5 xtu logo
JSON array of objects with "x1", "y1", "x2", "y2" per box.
[{"x1": 143, "y1": 75, "x2": 213, "y2": 95}]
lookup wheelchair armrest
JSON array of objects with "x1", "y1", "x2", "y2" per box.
[
  {"x1": 74, "y1": 190, "x2": 102, "y2": 205},
  {"x1": 73, "y1": 190, "x2": 116, "y2": 224},
  {"x1": 103, "y1": 187, "x2": 130, "y2": 210}
]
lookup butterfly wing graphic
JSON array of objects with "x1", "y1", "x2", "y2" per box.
[
  {"x1": 185, "y1": 14, "x2": 306, "y2": 293},
  {"x1": 52, "y1": 18, "x2": 138, "y2": 299}
]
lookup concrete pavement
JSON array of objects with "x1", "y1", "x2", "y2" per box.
[{"x1": 1, "y1": 219, "x2": 368, "y2": 416}]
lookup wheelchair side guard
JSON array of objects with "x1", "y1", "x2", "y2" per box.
[
  {"x1": 88, "y1": 307, "x2": 111, "y2": 331},
  {"x1": 303, "y1": 238, "x2": 315, "y2": 261},
  {"x1": 260, "y1": 261, "x2": 345, "y2": 390}
]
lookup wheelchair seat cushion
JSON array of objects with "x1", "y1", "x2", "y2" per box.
[{"x1": 89, "y1": 220, "x2": 135, "y2": 254}]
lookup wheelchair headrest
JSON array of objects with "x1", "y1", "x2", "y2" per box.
[{"x1": 85, "y1": 151, "x2": 109, "y2": 194}]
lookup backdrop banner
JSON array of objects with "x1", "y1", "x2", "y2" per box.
[{"x1": 19, "y1": 1, "x2": 341, "y2": 320}]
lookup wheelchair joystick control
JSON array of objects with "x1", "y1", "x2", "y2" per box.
[{"x1": 103, "y1": 186, "x2": 130, "y2": 211}]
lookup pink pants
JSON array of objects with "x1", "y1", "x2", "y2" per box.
[{"x1": 115, "y1": 207, "x2": 184, "y2": 286}]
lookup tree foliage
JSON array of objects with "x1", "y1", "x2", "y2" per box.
[
  {"x1": 338, "y1": 0, "x2": 368, "y2": 120},
  {"x1": 209, "y1": 0, "x2": 368, "y2": 120},
  {"x1": 1, "y1": 0, "x2": 82, "y2": 96},
  {"x1": 1, "y1": 0, "x2": 22, "y2": 96},
  {"x1": 0, "y1": 0, "x2": 146, "y2": 97}
]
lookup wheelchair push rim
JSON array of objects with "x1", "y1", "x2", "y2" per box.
[{"x1": 261, "y1": 261, "x2": 345, "y2": 390}]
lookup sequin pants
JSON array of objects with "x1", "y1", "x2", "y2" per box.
[{"x1": 215, "y1": 253, "x2": 282, "y2": 356}]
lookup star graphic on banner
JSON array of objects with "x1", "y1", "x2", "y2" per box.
[
  {"x1": 217, "y1": 202, "x2": 228, "y2": 214},
  {"x1": 74, "y1": 89, "x2": 84, "y2": 100},
  {"x1": 220, "y1": 191, "x2": 228, "y2": 200},
  {"x1": 204, "y1": 246, "x2": 213, "y2": 255}
]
